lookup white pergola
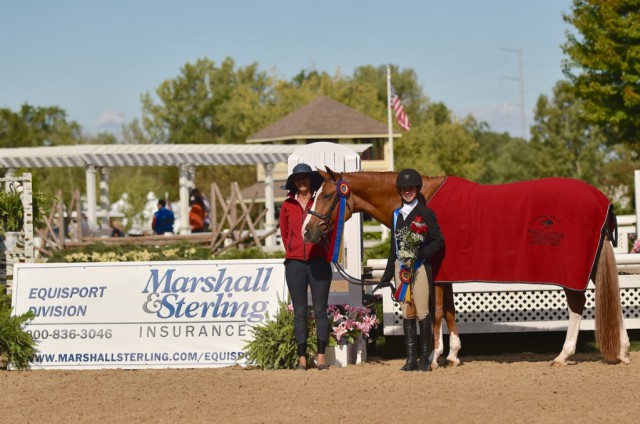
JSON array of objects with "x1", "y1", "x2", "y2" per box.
[{"x1": 0, "y1": 143, "x2": 370, "y2": 246}]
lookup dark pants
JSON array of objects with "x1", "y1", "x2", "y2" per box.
[{"x1": 285, "y1": 258, "x2": 332, "y2": 355}]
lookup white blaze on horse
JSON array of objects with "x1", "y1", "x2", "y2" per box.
[{"x1": 303, "y1": 168, "x2": 630, "y2": 367}]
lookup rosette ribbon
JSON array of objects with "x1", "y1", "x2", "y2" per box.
[
  {"x1": 393, "y1": 260, "x2": 423, "y2": 302},
  {"x1": 327, "y1": 180, "x2": 350, "y2": 263}
]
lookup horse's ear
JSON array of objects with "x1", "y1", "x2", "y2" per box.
[{"x1": 324, "y1": 166, "x2": 340, "y2": 182}]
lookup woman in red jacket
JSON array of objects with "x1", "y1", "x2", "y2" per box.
[{"x1": 279, "y1": 163, "x2": 332, "y2": 370}]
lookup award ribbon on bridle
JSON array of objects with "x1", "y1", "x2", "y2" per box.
[
  {"x1": 392, "y1": 208, "x2": 424, "y2": 303},
  {"x1": 327, "y1": 180, "x2": 350, "y2": 263}
]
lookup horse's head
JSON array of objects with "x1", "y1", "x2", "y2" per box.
[{"x1": 303, "y1": 167, "x2": 355, "y2": 243}]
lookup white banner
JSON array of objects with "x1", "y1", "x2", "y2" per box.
[{"x1": 11, "y1": 259, "x2": 286, "y2": 369}]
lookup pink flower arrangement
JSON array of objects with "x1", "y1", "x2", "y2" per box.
[
  {"x1": 632, "y1": 239, "x2": 640, "y2": 254},
  {"x1": 286, "y1": 303, "x2": 379, "y2": 345},
  {"x1": 328, "y1": 304, "x2": 378, "y2": 345}
]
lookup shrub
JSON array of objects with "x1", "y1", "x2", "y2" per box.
[
  {"x1": 363, "y1": 240, "x2": 389, "y2": 263},
  {"x1": 243, "y1": 300, "x2": 316, "y2": 370},
  {"x1": 0, "y1": 285, "x2": 36, "y2": 370},
  {"x1": 46, "y1": 243, "x2": 285, "y2": 263},
  {"x1": 0, "y1": 190, "x2": 49, "y2": 236}
]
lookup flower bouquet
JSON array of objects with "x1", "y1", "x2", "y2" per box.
[
  {"x1": 394, "y1": 215, "x2": 428, "y2": 302},
  {"x1": 328, "y1": 304, "x2": 378, "y2": 346}
]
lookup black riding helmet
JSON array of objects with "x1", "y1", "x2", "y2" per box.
[
  {"x1": 283, "y1": 163, "x2": 323, "y2": 193},
  {"x1": 396, "y1": 168, "x2": 422, "y2": 191}
]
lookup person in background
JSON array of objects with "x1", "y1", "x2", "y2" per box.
[
  {"x1": 152, "y1": 199, "x2": 175, "y2": 234},
  {"x1": 279, "y1": 163, "x2": 332, "y2": 370},
  {"x1": 189, "y1": 188, "x2": 207, "y2": 233},
  {"x1": 80, "y1": 213, "x2": 90, "y2": 237},
  {"x1": 109, "y1": 218, "x2": 125, "y2": 237},
  {"x1": 68, "y1": 213, "x2": 91, "y2": 240},
  {"x1": 374, "y1": 168, "x2": 445, "y2": 372}
]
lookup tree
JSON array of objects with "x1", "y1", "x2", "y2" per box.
[
  {"x1": 474, "y1": 129, "x2": 538, "y2": 184},
  {"x1": 0, "y1": 104, "x2": 82, "y2": 148},
  {"x1": 562, "y1": 0, "x2": 640, "y2": 146},
  {"x1": 529, "y1": 80, "x2": 608, "y2": 184},
  {"x1": 530, "y1": 80, "x2": 638, "y2": 211},
  {"x1": 140, "y1": 57, "x2": 273, "y2": 145}
]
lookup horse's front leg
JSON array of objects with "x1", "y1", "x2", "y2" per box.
[
  {"x1": 431, "y1": 284, "x2": 445, "y2": 369},
  {"x1": 551, "y1": 289, "x2": 585, "y2": 366},
  {"x1": 442, "y1": 284, "x2": 461, "y2": 366}
]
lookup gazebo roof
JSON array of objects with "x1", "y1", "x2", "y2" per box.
[
  {"x1": 0, "y1": 143, "x2": 371, "y2": 168},
  {"x1": 247, "y1": 95, "x2": 400, "y2": 143}
]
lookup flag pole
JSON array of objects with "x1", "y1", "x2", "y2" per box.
[
  {"x1": 382, "y1": 66, "x2": 393, "y2": 242},
  {"x1": 386, "y1": 65, "x2": 394, "y2": 172}
]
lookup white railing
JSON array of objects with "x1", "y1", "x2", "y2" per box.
[{"x1": 367, "y1": 249, "x2": 640, "y2": 334}]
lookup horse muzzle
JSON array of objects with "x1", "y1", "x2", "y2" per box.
[{"x1": 303, "y1": 224, "x2": 326, "y2": 244}]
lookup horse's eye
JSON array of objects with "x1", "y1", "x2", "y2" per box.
[{"x1": 323, "y1": 194, "x2": 333, "y2": 200}]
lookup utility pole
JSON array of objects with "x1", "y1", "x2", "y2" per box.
[{"x1": 500, "y1": 48, "x2": 525, "y2": 139}]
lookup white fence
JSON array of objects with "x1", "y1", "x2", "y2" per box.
[{"x1": 365, "y1": 214, "x2": 640, "y2": 335}]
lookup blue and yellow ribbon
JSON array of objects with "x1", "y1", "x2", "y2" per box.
[{"x1": 328, "y1": 180, "x2": 350, "y2": 263}]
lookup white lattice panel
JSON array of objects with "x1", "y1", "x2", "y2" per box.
[{"x1": 382, "y1": 275, "x2": 640, "y2": 334}]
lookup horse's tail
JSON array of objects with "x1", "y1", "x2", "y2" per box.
[{"x1": 594, "y1": 236, "x2": 622, "y2": 363}]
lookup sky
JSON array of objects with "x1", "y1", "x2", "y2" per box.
[{"x1": 1, "y1": 0, "x2": 574, "y2": 140}]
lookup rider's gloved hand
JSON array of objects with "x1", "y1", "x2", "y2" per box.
[{"x1": 373, "y1": 280, "x2": 395, "y2": 293}]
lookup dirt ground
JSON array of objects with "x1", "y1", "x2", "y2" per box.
[{"x1": 2, "y1": 351, "x2": 639, "y2": 424}]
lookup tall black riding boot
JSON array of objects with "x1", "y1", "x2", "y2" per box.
[
  {"x1": 401, "y1": 318, "x2": 418, "y2": 371},
  {"x1": 418, "y1": 318, "x2": 433, "y2": 372}
]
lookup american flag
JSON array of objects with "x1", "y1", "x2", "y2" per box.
[{"x1": 390, "y1": 84, "x2": 410, "y2": 131}]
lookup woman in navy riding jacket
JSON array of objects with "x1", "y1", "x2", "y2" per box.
[{"x1": 279, "y1": 163, "x2": 332, "y2": 370}]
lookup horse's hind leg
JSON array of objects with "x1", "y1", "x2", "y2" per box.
[
  {"x1": 619, "y1": 312, "x2": 630, "y2": 364},
  {"x1": 551, "y1": 289, "x2": 585, "y2": 366},
  {"x1": 442, "y1": 284, "x2": 461, "y2": 367}
]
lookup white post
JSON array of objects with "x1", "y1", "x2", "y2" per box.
[
  {"x1": 188, "y1": 166, "x2": 196, "y2": 192},
  {"x1": 19, "y1": 173, "x2": 34, "y2": 262},
  {"x1": 382, "y1": 66, "x2": 393, "y2": 241},
  {"x1": 179, "y1": 164, "x2": 191, "y2": 234},
  {"x1": 85, "y1": 165, "x2": 98, "y2": 230},
  {"x1": 99, "y1": 167, "x2": 110, "y2": 230},
  {"x1": 263, "y1": 163, "x2": 276, "y2": 248},
  {"x1": 4, "y1": 168, "x2": 15, "y2": 192},
  {"x1": 386, "y1": 65, "x2": 394, "y2": 172},
  {"x1": 635, "y1": 170, "x2": 640, "y2": 238}
]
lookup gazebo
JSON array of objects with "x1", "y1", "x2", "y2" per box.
[{"x1": 242, "y1": 95, "x2": 400, "y2": 201}]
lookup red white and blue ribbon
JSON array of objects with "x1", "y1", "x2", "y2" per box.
[
  {"x1": 328, "y1": 180, "x2": 350, "y2": 263},
  {"x1": 392, "y1": 208, "x2": 424, "y2": 303}
]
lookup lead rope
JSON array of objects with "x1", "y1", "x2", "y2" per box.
[{"x1": 321, "y1": 236, "x2": 379, "y2": 286}]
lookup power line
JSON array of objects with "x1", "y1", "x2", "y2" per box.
[{"x1": 499, "y1": 48, "x2": 526, "y2": 139}]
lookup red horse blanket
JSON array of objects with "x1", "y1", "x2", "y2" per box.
[{"x1": 426, "y1": 176, "x2": 613, "y2": 291}]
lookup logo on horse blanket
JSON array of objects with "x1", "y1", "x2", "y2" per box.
[
  {"x1": 528, "y1": 215, "x2": 563, "y2": 247},
  {"x1": 426, "y1": 176, "x2": 612, "y2": 291}
]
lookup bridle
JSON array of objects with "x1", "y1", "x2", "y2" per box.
[
  {"x1": 308, "y1": 179, "x2": 378, "y2": 287},
  {"x1": 307, "y1": 179, "x2": 352, "y2": 239}
]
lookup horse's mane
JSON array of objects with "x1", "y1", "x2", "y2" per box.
[{"x1": 342, "y1": 170, "x2": 445, "y2": 179}]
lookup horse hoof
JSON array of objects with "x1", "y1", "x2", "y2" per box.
[
  {"x1": 447, "y1": 359, "x2": 460, "y2": 367},
  {"x1": 620, "y1": 356, "x2": 631, "y2": 365},
  {"x1": 431, "y1": 361, "x2": 440, "y2": 370}
]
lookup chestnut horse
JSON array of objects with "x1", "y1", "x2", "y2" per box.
[{"x1": 303, "y1": 168, "x2": 630, "y2": 367}]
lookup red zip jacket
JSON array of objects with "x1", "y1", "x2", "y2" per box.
[{"x1": 279, "y1": 194, "x2": 329, "y2": 260}]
